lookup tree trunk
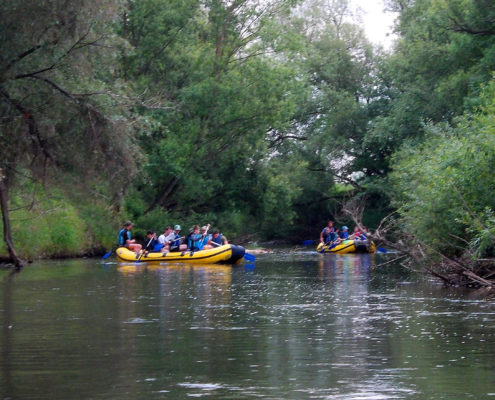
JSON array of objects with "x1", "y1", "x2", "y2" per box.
[{"x1": 0, "y1": 169, "x2": 25, "y2": 269}]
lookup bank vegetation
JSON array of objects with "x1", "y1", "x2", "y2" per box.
[{"x1": 1, "y1": 0, "x2": 495, "y2": 288}]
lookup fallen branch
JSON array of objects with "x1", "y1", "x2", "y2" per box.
[
  {"x1": 463, "y1": 270, "x2": 495, "y2": 288},
  {"x1": 373, "y1": 254, "x2": 407, "y2": 268}
]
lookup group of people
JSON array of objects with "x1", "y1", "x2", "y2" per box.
[
  {"x1": 118, "y1": 221, "x2": 228, "y2": 255},
  {"x1": 319, "y1": 220, "x2": 368, "y2": 248}
]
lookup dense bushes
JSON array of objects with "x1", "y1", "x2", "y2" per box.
[
  {"x1": 390, "y1": 78, "x2": 495, "y2": 258},
  {"x1": 0, "y1": 186, "x2": 117, "y2": 259}
]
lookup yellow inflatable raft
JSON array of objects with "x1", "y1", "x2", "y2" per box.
[
  {"x1": 116, "y1": 244, "x2": 245, "y2": 265},
  {"x1": 316, "y1": 239, "x2": 376, "y2": 254}
]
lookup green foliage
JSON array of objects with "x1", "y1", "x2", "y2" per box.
[
  {"x1": 390, "y1": 78, "x2": 495, "y2": 256},
  {"x1": 468, "y1": 208, "x2": 495, "y2": 259},
  {"x1": 366, "y1": 0, "x2": 495, "y2": 176},
  {"x1": 0, "y1": 183, "x2": 117, "y2": 258}
]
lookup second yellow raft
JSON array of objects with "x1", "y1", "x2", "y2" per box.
[{"x1": 316, "y1": 239, "x2": 376, "y2": 254}]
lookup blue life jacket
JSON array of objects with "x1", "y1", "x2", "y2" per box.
[
  {"x1": 212, "y1": 234, "x2": 223, "y2": 245},
  {"x1": 322, "y1": 227, "x2": 336, "y2": 244},
  {"x1": 339, "y1": 231, "x2": 349, "y2": 239},
  {"x1": 201, "y1": 234, "x2": 210, "y2": 248},
  {"x1": 153, "y1": 243, "x2": 164, "y2": 252},
  {"x1": 170, "y1": 233, "x2": 182, "y2": 249},
  {"x1": 118, "y1": 228, "x2": 130, "y2": 246},
  {"x1": 144, "y1": 238, "x2": 159, "y2": 252},
  {"x1": 188, "y1": 233, "x2": 205, "y2": 251}
]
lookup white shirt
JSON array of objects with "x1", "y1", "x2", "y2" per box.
[{"x1": 158, "y1": 232, "x2": 176, "y2": 244}]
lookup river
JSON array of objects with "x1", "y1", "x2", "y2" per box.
[{"x1": 1, "y1": 252, "x2": 495, "y2": 399}]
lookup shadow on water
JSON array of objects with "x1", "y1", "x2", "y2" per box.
[{"x1": 1, "y1": 253, "x2": 495, "y2": 399}]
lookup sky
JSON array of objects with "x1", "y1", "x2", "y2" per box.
[{"x1": 350, "y1": 0, "x2": 398, "y2": 49}]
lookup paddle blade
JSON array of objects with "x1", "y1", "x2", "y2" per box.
[
  {"x1": 377, "y1": 247, "x2": 388, "y2": 253},
  {"x1": 244, "y1": 252, "x2": 256, "y2": 262},
  {"x1": 316, "y1": 243, "x2": 326, "y2": 253},
  {"x1": 102, "y1": 251, "x2": 112, "y2": 260},
  {"x1": 244, "y1": 263, "x2": 256, "y2": 271},
  {"x1": 302, "y1": 240, "x2": 314, "y2": 246}
]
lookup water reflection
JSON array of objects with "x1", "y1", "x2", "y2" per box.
[{"x1": 1, "y1": 255, "x2": 495, "y2": 399}]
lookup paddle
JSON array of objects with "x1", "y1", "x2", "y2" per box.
[
  {"x1": 317, "y1": 242, "x2": 328, "y2": 253},
  {"x1": 102, "y1": 249, "x2": 114, "y2": 260},
  {"x1": 302, "y1": 240, "x2": 314, "y2": 246},
  {"x1": 377, "y1": 247, "x2": 388, "y2": 253},
  {"x1": 244, "y1": 252, "x2": 256, "y2": 262},
  {"x1": 136, "y1": 236, "x2": 154, "y2": 263}
]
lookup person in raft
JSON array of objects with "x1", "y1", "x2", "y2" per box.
[
  {"x1": 339, "y1": 226, "x2": 349, "y2": 240},
  {"x1": 118, "y1": 221, "x2": 142, "y2": 253},
  {"x1": 199, "y1": 225, "x2": 211, "y2": 249},
  {"x1": 320, "y1": 221, "x2": 337, "y2": 246},
  {"x1": 187, "y1": 224, "x2": 211, "y2": 252},
  {"x1": 209, "y1": 230, "x2": 228, "y2": 247},
  {"x1": 143, "y1": 231, "x2": 160, "y2": 253},
  {"x1": 350, "y1": 226, "x2": 367, "y2": 240},
  {"x1": 168, "y1": 225, "x2": 187, "y2": 252},
  {"x1": 158, "y1": 226, "x2": 175, "y2": 252}
]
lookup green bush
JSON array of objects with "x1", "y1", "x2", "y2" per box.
[
  {"x1": 1, "y1": 185, "x2": 118, "y2": 259},
  {"x1": 390, "y1": 78, "x2": 495, "y2": 257}
]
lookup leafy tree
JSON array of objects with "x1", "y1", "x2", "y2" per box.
[
  {"x1": 369, "y1": 0, "x2": 495, "y2": 163},
  {"x1": 390, "y1": 78, "x2": 495, "y2": 258},
  {"x1": 0, "y1": 0, "x2": 140, "y2": 266},
  {"x1": 121, "y1": 0, "x2": 305, "y2": 234}
]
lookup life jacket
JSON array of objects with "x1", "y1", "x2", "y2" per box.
[
  {"x1": 169, "y1": 233, "x2": 182, "y2": 251},
  {"x1": 144, "y1": 238, "x2": 159, "y2": 252},
  {"x1": 188, "y1": 233, "x2": 205, "y2": 251},
  {"x1": 212, "y1": 234, "x2": 223, "y2": 245},
  {"x1": 322, "y1": 227, "x2": 336, "y2": 243},
  {"x1": 118, "y1": 228, "x2": 130, "y2": 246},
  {"x1": 153, "y1": 243, "x2": 164, "y2": 252},
  {"x1": 339, "y1": 231, "x2": 349, "y2": 239},
  {"x1": 201, "y1": 234, "x2": 210, "y2": 247},
  {"x1": 353, "y1": 230, "x2": 367, "y2": 240}
]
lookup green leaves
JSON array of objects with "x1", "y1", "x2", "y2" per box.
[{"x1": 390, "y1": 78, "x2": 495, "y2": 256}]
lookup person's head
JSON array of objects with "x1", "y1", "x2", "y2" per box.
[
  {"x1": 354, "y1": 226, "x2": 360, "y2": 233},
  {"x1": 212, "y1": 230, "x2": 220, "y2": 238},
  {"x1": 342, "y1": 226, "x2": 348, "y2": 231},
  {"x1": 164, "y1": 226, "x2": 172, "y2": 234},
  {"x1": 192, "y1": 225, "x2": 200, "y2": 234},
  {"x1": 146, "y1": 230, "x2": 155, "y2": 238},
  {"x1": 174, "y1": 224, "x2": 181, "y2": 232},
  {"x1": 201, "y1": 225, "x2": 208, "y2": 233},
  {"x1": 327, "y1": 221, "x2": 334, "y2": 227},
  {"x1": 124, "y1": 221, "x2": 133, "y2": 229}
]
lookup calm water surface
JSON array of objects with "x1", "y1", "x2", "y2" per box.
[{"x1": 1, "y1": 252, "x2": 495, "y2": 399}]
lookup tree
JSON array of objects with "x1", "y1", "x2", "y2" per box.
[
  {"x1": 0, "y1": 0, "x2": 139, "y2": 266},
  {"x1": 121, "y1": 0, "x2": 305, "y2": 230},
  {"x1": 390, "y1": 77, "x2": 495, "y2": 261}
]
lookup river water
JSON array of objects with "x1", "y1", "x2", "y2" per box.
[{"x1": 1, "y1": 252, "x2": 495, "y2": 399}]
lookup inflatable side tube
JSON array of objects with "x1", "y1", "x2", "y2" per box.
[{"x1": 227, "y1": 245, "x2": 245, "y2": 264}]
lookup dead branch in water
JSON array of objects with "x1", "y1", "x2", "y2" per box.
[{"x1": 340, "y1": 197, "x2": 495, "y2": 290}]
